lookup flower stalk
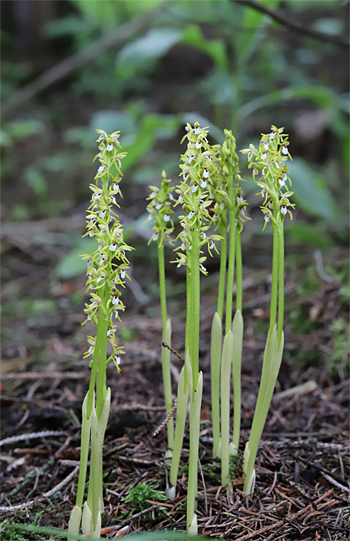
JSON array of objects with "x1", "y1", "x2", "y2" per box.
[
  {"x1": 146, "y1": 171, "x2": 175, "y2": 453},
  {"x1": 68, "y1": 130, "x2": 133, "y2": 539},
  {"x1": 241, "y1": 125, "x2": 294, "y2": 494}
]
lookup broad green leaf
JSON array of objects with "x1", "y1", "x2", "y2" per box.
[
  {"x1": 71, "y1": 0, "x2": 122, "y2": 24},
  {"x1": 90, "y1": 110, "x2": 137, "y2": 144},
  {"x1": 240, "y1": 85, "x2": 341, "y2": 119},
  {"x1": 122, "y1": 114, "x2": 179, "y2": 170},
  {"x1": 116, "y1": 28, "x2": 183, "y2": 79},
  {"x1": 285, "y1": 221, "x2": 331, "y2": 248},
  {"x1": 288, "y1": 158, "x2": 338, "y2": 223},
  {"x1": 25, "y1": 167, "x2": 47, "y2": 197},
  {"x1": 7, "y1": 522, "x2": 212, "y2": 540},
  {"x1": 56, "y1": 238, "x2": 97, "y2": 279},
  {"x1": 182, "y1": 24, "x2": 228, "y2": 72}
]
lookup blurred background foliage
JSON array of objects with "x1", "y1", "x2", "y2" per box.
[{"x1": 1, "y1": 0, "x2": 349, "y2": 377}]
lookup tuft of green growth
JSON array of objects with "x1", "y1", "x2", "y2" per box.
[
  {"x1": 125, "y1": 483, "x2": 168, "y2": 518},
  {"x1": 229, "y1": 454, "x2": 242, "y2": 483}
]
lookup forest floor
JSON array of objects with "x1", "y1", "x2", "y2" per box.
[{"x1": 0, "y1": 222, "x2": 349, "y2": 540}]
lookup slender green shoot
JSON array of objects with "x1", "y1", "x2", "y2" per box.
[
  {"x1": 68, "y1": 130, "x2": 133, "y2": 538},
  {"x1": 146, "y1": 171, "x2": 175, "y2": 452},
  {"x1": 241, "y1": 125, "x2": 295, "y2": 494}
]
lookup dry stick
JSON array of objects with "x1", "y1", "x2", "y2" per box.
[
  {"x1": 0, "y1": 466, "x2": 79, "y2": 512},
  {"x1": 2, "y1": 14, "x2": 153, "y2": 116},
  {"x1": 234, "y1": 0, "x2": 350, "y2": 49},
  {"x1": 162, "y1": 341, "x2": 184, "y2": 362},
  {"x1": 153, "y1": 402, "x2": 177, "y2": 437},
  {"x1": 0, "y1": 430, "x2": 66, "y2": 447}
]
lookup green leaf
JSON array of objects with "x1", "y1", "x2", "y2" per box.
[
  {"x1": 25, "y1": 167, "x2": 47, "y2": 197},
  {"x1": 90, "y1": 110, "x2": 137, "y2": 144},
  {"x1": 237, "y1": 0, "x2": 279, "y2": 62},
  {"x1": 240, "y1": 85, "x2": 342, "y2": 120},
  {"x1": 182, "y1": 24, "x2": 228, "y2": 72},
  {"x1": 56, "y1": 238, "x2": 97, "y2": 280},
  {"x1": 122, "y1": 114, "x2": 180, "y2": 170},
  {"x1": 285, "y1": 221, "x2": 331, "y2": 248},
  {"x1": 6, "y1": 522, "x2": 211, "y2": 541},
  {"x1": 288, "y1": 158, "x2": 338, "y2": 223},
  {"x1": 116, "y1": 28, "x2": 183, "y2": 78}
]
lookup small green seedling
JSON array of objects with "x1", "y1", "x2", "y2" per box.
[{"x1": 125, "y1": 482, "x2": 168, "y2": 519}]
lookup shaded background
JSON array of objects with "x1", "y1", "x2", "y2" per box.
[{"x1": 1, "y1": 0, "x2": 349, "y2": 382}]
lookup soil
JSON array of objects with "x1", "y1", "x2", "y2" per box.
[{"x1": 0, "y1": 226, "x2": 349, "y2": 540}]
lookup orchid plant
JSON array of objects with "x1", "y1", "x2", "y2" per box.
[
  {"x1": 69, "y1": 123, "x2": 294, "y2": 539},
  {"x1": 147, "y1": 123, "x2": 294, "y2": 525},
  {"x1": 146, "y1": 172, "x2": 175, "y2": 454},
  {"x1": 241, "y1": 125, "x2": 294, "y2": 494},
  {"x1": 68, "y1": 131, "x2": 133, "y2": 539}
]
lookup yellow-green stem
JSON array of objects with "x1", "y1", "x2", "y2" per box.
[
  {"x1": 217, "y1": 220, "x2": 227, "y2": 322},
  {"x1": 235, "y1": 230, "x2": 242, "y2": 314},
  {"x1": 158, "y1": 244, "x2": 167, "y2": 331},
  {"x1": 225, "y1": 211, "x2": 236, "y2": 334},
  {"x1": 269, "y1": 206, "x2": 279, "y2": 335},
  {"x1": 277, "y1": 223, "x2": 284, "y2": 348}
]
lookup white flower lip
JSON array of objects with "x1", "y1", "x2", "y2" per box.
[
  {"x1": 106, "y1": 144, "x2": 113, "y2": 151},
  {"x1": 164, "y1": 214, "x2": 170, "y2": 222}
]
